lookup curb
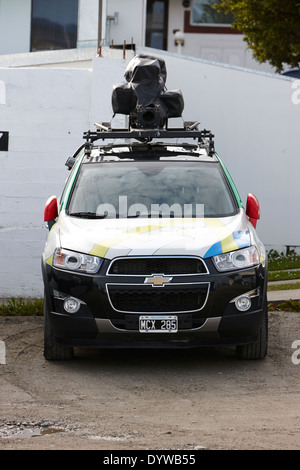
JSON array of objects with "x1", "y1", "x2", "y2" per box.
[{"x1": 267, "y1": 289, "x2": 300, "y2": 304}]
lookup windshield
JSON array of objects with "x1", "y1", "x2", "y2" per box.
[{"x1": 67, "y1": 161, "x2": 237, "y2": 218}]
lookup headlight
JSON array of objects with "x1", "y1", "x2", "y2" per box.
[
  {"x1": 53, "y1": 248, "x2": 102, "y2": 274},
  {"x1": 213, "y1": 246, "x2": 259, "y2": 272}
]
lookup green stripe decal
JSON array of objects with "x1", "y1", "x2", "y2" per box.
[
  {"x1": 60, "y1": 149, "x2": 85, "y2": 211},
  {"x1": 217, "y1": 154, "x2": 243, "y2": 208}
]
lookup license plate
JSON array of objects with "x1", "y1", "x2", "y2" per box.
[{"x1": 139, "y1": 315, "x2": 178, "y2": 333}]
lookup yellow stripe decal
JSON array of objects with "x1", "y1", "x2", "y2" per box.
[
  {"x1": 45, "y1": 254, "x2": 54, "y2": 266},
  {"x1": 220, "y1": 234, "x2": 239, "y2": 253},
  {"x1": 203, "y1": 218, "x2": 239, "y2": 254}
]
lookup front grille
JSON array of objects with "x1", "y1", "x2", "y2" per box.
[
  {"x1": 108, "y1": 257, "x2": 207, "y2": 275},
  {"x1": 107, "y1": 284, "x2": 209, "y2": 313}
]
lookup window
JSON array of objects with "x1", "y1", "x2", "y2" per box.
[
  {"x1": 146, "y1": 0, "x2": 168, "y2": 50},
  {"x1": 191, "y1": 0, "x2": 233, "y2": 26},
  {"x1": 68, "y1": 161, "x2": 237, "y2": 219},
  {"x1": 31, "y1": 0, "x2": 78, "y2": 51}
]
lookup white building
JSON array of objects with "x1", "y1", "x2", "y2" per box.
[{"x1": 0, "y1": 0, "x2": 274, "y2": 73}]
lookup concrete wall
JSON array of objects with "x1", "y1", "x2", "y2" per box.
[
  {"x1": 150, "y1": 50, "x2": 300, "y2": 252},
  {"x1": 77, "y1": 0, "x2": 99, "y2": 48},
  {"x1": 0, "y1": 0, "x2": 31, "y2": 54},
  {"x1": 0, "y1": 66, "x2": 92, "y2": 297},
  {"x1": 107, "y1": 0, "x2": 146, "y2": 48},
  {"x1": 0, "y1": 48, "x2": 299, "y2": 298}
]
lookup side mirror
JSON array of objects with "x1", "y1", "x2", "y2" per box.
[
  {"x1": 246, "y1": 193, "x2": 260, "y2": 228},
  {"x1": 44, "y1": 195, "x2": 58, "y2": 229}
]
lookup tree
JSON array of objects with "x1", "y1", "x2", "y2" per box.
[{"x1": 215, "y1": 0, "x2": 300, "y2": 72}]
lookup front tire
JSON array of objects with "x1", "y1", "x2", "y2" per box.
[
  {"x1": 44, "y1": 299, "x2": 74, "y2": 361},
  {"x1": 236, "y1": 305, "x2": 268, "y2": 360}
]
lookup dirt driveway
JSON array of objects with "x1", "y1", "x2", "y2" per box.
[{"x1": 0, "y1": 311, "x2": 300, "y2": 451}]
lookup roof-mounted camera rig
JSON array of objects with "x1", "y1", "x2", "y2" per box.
[
  {"x1": 83, "y1": 54, "x2": 215, "y2": 156},
  {"x1": 112, "y1": 54, "x2": 184, "y2": 129}
]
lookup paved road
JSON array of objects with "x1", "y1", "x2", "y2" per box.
[{"x1": 268, "y1": 289, "x2": 300, "y2": 302}]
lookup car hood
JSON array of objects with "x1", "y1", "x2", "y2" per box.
[{"x1": 57, "y1": 210, "x2": 253, "y2": 260}]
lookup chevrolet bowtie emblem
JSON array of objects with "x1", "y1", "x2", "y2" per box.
[{"x1": 144, "y1": 274, "x2": 173, "y2": 287}]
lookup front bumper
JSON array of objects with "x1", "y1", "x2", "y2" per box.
[{"x1": 42, "y1": 256, "x2": 267, "y2": 349}]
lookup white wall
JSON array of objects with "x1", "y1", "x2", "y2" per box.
[
  {"x1": 0, "y1": 0, "x2": 31, "y2": 54},
  {"x1": 0, "y1": 49, "x2": 299, "y2": 298},
  {"x1": 77, "y1": 0, "x2": 99, "y2": 48},
  {"x1": 0, "y1": 66, "x2": 92, "y2": 297},
  {"x1": 106, "y1": 0, "x2": 146, "y2": 48},
  {"x1": 0, "y1": 55, "x2": 136, "y2": 298},
  {"x1": 146, "y1": 49, "x2": 300, "y2": 251}
]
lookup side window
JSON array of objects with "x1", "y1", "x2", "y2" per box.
[{"x1": 31, "y1": 0, "x2": 78, "y2": 51}]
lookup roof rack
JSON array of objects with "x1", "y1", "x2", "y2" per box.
[{"x1": 83, "y1": 121, "x2": 215, "y2": 157}]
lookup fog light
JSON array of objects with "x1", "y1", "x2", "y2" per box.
[
  {"x1": 63, "y1": 297, "x2": 81, "y2": 314},
  {"x1": 235, "y1": 295, "x2": 251, "y2": 312}
]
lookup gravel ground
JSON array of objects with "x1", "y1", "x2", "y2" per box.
[{"x1": 0, "y1": 311, "x2": 300, "y2": 450}]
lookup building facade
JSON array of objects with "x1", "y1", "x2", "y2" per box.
[{"x1": 0, "y1": 0, "x2": 274, "y2": 72}]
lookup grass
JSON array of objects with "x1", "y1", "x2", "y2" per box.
[
  {"x1": 268, "y1": 250, "x2": 300, "y2": 286},
  {"x1": 0, "y1": 297, "x2": 44, "y2": 317},
  {"x1": 268, "y1": 270, "x2": 300, "y2": 282},
  {"x1": 268, "y1": 249, "x2": 300, "y2": 272},
  {"x1": 268, "y1": 281, "x2": 300, "y2": 291}
]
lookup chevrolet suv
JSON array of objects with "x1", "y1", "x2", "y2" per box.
[{"x1": 41, "y1": 55, "x2": 268, "y2": 360}]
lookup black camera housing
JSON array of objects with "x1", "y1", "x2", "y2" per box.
[{"x1": 112, "y1": 54, "x2": 184, "y2": 129}]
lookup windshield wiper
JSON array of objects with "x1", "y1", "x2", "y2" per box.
[
  {"x1": 69, "y1": 212, "x2": 107, "y2": 219},
  {"x1": 125, "y1": 211, "x2": 175, "y2": 218}
]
